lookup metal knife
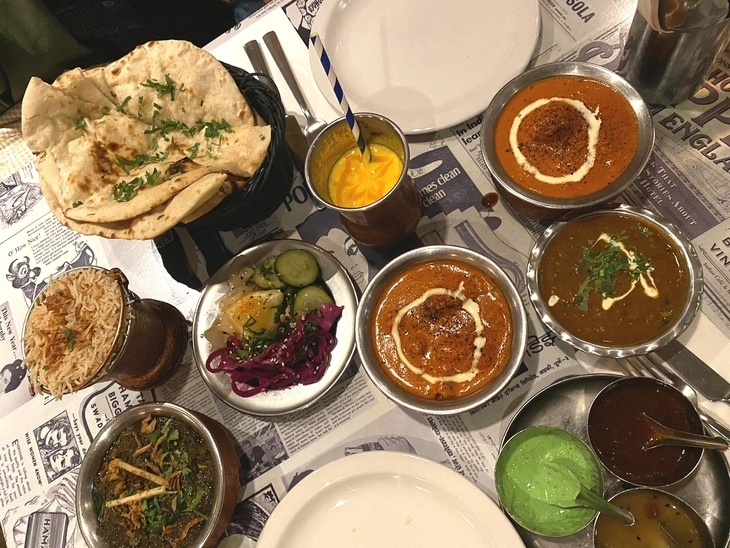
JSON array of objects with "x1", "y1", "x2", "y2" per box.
[
  {"x1": 243, "y1": 40, "x2": 309, "y2": 169},
  {"x1": 655, "y1": 340, "x2": 730, "y2": 403}
]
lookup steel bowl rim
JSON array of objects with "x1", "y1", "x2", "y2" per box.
[
  {"x1": 355, "y1": 244, "x2": 528, "y2": 415},
  {"x1": 75, "y1": 402, "x2": 227, "y2": 548},
  {"x1": 21, "y1": 265, "x2": 131, "y2": 393},
  {"x1": 495, "y1": 425, "x2": 605, "y2": 537},
  {"x1": 591, "y1": 486, "x2": 715, "y2": 548},
  {"x1": 480, "y1": 61, "x2": 655, "y2": 211},
  {"x1": 526, "y1": 203, "x2": 703, "y2": 358},
  {"x1": 304, "y1": 112, "x2": 411, "y2": 214},
  {"x1": 192, "y1": 238, "x2": 358, "y2": 416},
  {"x1": 586, "y1": 376, "x2": 705, "y2": 488}
]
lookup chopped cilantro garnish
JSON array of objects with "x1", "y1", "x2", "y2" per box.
[
  {"x1": 145, "y1": 117, "x2": 187, "y2": 137},
  {"x1": 113, "y1": 168, "x2": 163, "y2": 202},
  {"x1": 64, "y1": 328, "x2": 76, "y2": 350},
  {"x1": 574, "y1": 233, "x2": 652, "y2": 311},
  {"x1": 157, "y1": 214, "x2": 165, "y2": 220},
  {"x1": 199, "y1": 99, "x2": 204, "y2": 107},
  {"x1": 72, "y1": 201, "x2": 83, "y2": 207},
  {"x1": 74, "y1": 118, "x2": 87, "y2": 132},
  {"x1": 117, "y1": 95, "x2": 132, "y2": 114},
  {"x1": 637, "y1": 223, "x2": 653, "y2": 237},
  {"x1": 140, "y1": 74, "x2": 184, "y2": 101},
  {"x1": 116, "y1": 151, "x2": 169, "y2": 174},
  {"x1": 100, "y1": 106, "x2": 111, "y2": 115},
  {"x1": 110, "y1": 90, "x2": 117, "y2": 98},
  {"x1": 186, "y1": 142, "x2": 200, "y2": 159},
  {"x1": 186, "y1": 119, "x2": 233, "y2": 139},
  {"x1": 153, "y1": 102, "x2": 162, "y2": 110}
]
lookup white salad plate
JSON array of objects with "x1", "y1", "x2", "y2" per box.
[
  {"x1": 192, "y1": 239, "x2": 358, "y2": 416},
  {"x1": 309, "y1": 0, "x2": 541, "y2": 134},
  {"x1": 257, "y1": 452, "x2": 525, "y2": 548}
]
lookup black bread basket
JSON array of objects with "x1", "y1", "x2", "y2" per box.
[{"x1": 181, "y1": 63, "x2": 294, "y2": 231}]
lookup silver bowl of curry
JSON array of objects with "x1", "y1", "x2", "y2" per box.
[
  {"x1": 356, "y1": 245, "x2": 527, "y2": 414},
  {"x1": 527, "y1": 204, "x2": 703, "y2": 357},
  {"x1": 76, "y1": 402, "x2": 239, "y2": 548},
  {"x1": 480, "y1": 62, "x2": 654, "y2": 218}
]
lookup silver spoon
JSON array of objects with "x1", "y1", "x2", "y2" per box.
[
  {"x1": 538, "y1": 463, "x2": 636, "y2": 525},
  {"x1": 262, "y1": 31, "x2": 328, "y2": 144},
  {"x1": 641, "y1": 413, "x2": 729, "y2": 451}
]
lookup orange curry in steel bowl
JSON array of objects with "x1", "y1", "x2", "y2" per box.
[
  {"x1": 494, "y1": 76, "x2": 638, "y2": 199},
  {"x1": 481, "y1": 63, "x2": 654, "y2": 217},
  {"x1": 356, "y1": 246, "x2": 527, "y2": 414}
]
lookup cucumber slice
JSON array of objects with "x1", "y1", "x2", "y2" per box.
[
  {"x1": 275, "y1": 249, "x2": 320, "y2": 287},
  {"x1": 253, "y1": 256, "x2": 285, "y2": 289},
  {"x1": 293, "y1": 285, "x2": 334, "y2": 316}
]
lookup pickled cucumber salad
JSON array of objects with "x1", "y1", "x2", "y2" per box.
[{"x1": 204, "y1": 249, "x2": 343, "y2": 397}]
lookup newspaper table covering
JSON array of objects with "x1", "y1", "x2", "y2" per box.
[{"x1": 1, "y1": 1, "x2": 729, "y2": 547}]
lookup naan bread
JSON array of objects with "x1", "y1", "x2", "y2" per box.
[{"x1": 22, "y1": 39, "x2": 270, "y2": 240}]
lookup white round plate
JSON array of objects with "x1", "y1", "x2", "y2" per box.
[
  {"x1": 309, "y1": 0, "x2": 541, "y2": 135},
  {"x1": 192, "y1": 239, "x2": 358, "y2": 416},
  {"x1": 257, "y1": 452, "x2": 525, "y2": 548}
]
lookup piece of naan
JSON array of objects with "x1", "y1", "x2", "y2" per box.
[{"x1": 21, "y1": 39, "x2": 270, "y2": 239}]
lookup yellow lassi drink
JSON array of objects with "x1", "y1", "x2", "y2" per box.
[{"x1": 327, "y1": 144, "x2": 403, "y2": 208}]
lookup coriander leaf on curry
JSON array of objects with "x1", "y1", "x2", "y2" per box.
[
  {"x1": 93, "y1": 414, "x2": 213, "y2": 547},
  {"x1": 538, "y1": 213, "x2": 688, "y2": 347}
]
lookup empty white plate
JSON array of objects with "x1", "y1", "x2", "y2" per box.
[
  {"x1": 257, "y1": 451, "x2": 525, "y2": 547},
  {"x1": 309, "y1": 0, "x2": 541, "y2": 134}
]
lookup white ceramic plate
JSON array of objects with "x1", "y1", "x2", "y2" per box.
[
  {"x1": 192, "y1": 239, "x2": 357, "y2": 416},
  {"x1": 309, "y1": 0, "x2": 541, "y2": 134},
  {"x1": 257, "y1": 452, "x2": 525, "y2": 547}
]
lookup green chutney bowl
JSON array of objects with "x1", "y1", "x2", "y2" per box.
[{"x1": 495, "y1": 426, "x2": 604, "y2": 537}]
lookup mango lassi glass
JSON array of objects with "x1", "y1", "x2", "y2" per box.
[{"x1": 305, "y1": 113, "x2": 421, "y2": 248}]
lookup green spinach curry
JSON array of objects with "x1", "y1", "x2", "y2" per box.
[
  {"x1": 93, "y1": 415, "x2": 214, "y2": 547},
  {"x1": 538, "y1": 213, "x2": 688, "y2": 346}
]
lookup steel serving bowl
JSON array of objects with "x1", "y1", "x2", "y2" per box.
[
  {"x1": 355, "y1": 245, "x2": 527, "y2": 415},
  {"x1": 192, "y1": 239, "x2": 358, "y2": 416},
  {"x1": 480, "y1": 62, "x2": 654, "y2": 218},
  {"x1": 587, "y1": 377, "x2": 705, "y2": 487},
  {"x1": 593, "y1": 488, "x2": 714, "y2": 548},
  {"x1": 76, "y1": 402, "x2": 239, "y2": 548},
  {"x1": 527, "y1": 204, "x2": 703, "y2": 358}
]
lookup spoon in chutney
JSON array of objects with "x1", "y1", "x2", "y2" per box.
[
  {"x1": 641, "y1": 413, "x2": 729, "y2": 452},
  {"x1": 534, "y1": 463, "x2": 636, "y2": 525}
]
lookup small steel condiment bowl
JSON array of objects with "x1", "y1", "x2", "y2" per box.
[
  {"x1": 593, "y1": 488, "x2": 715, "y2": 548},
  {"x1": 495, "y1": 426, "x2": 605, "y2": 537},
  {"x1": 355, "y1": 245, "x2": 527, "y2": 415},
  {"x1": 304, "y1": 112, "x2": 422, "y2": 248},
  {"x1": 527, "y1": 204, "x2": 703, "y2": 358},
  {"x1": 587, "y1": 377, "x2": 705, "y2": 488},
  {"x1": 480, "y1": 62, "x2": 654, "y2": 219},
  {"x1": 76, "y1": 402, "x2": 239, "y2": 548}
]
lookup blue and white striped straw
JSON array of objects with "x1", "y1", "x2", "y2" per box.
[{"x1": 310, "y1": 33, "x2": 370, "y2": 162}]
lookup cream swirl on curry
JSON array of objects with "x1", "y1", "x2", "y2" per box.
[{"x1": 371, "y1": 260, "x2": 513, "y2": 400}]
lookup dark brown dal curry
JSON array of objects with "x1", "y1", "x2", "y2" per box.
[
  {"x1": 538, "y1": 213, "x2": 688, "y2": 347},
  {"x1": 93, "y1": 415, "x2": 214, "y2": 547}
]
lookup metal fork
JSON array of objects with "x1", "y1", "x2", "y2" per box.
[
  {"x1": 262, "y1": 31, "x2": 328, "y2": 144},
  {"x1": 617, "y1": 355, "x2": 730, "y2": 443}
]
